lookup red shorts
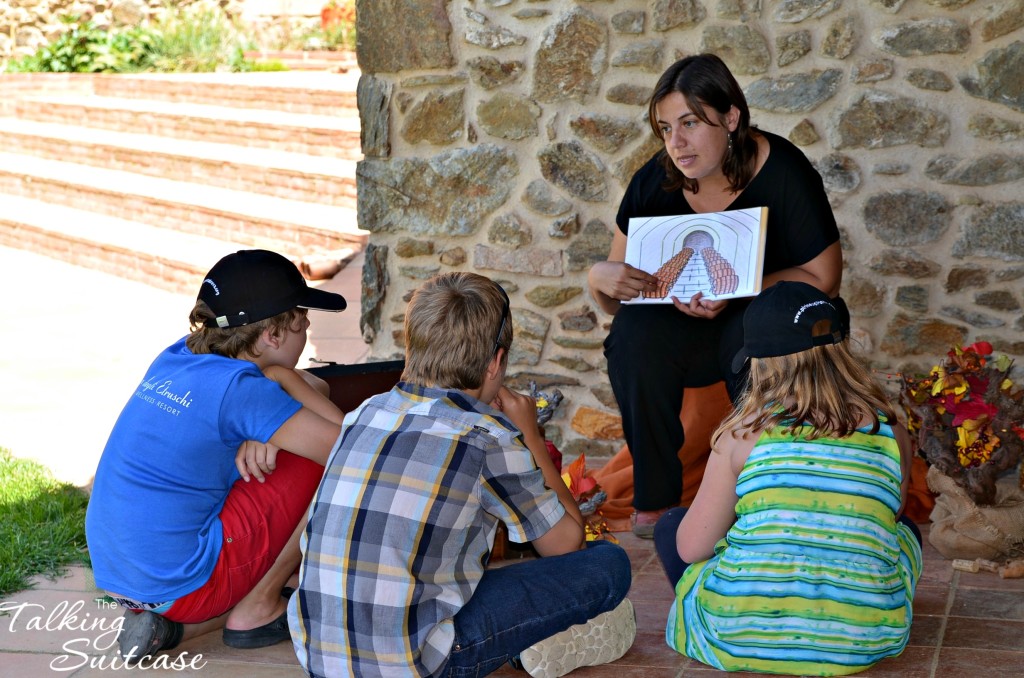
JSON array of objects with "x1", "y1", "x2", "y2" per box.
[{"x1": 162, "y1": 451, "x2": 323, "y2": 624}]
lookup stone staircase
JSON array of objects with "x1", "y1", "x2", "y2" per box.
[{"x1": 0, "y1": 70, "x2": 366, "y2": 294}]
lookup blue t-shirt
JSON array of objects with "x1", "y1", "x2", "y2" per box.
[{"x1": 85, "y1": 337, "x2": 302, "y2": 601}]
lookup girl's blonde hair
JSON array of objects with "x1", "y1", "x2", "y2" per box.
[
  {"x1": 712, "y1": 341, "x2": 897, "y2": 447},
  {"x1": 186, "y1": 301, "x2": 306, "y2": 358}
]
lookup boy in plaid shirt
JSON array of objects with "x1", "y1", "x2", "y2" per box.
[{"x1": 289, "y1": 272, "x2": 635, "y2": 677}]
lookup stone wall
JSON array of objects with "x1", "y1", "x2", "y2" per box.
[{"x1": 355, "y1": 0, "x2": 1024, "y2": 456}]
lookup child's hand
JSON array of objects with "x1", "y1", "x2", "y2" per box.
[
  {"x1": 235, "y1": 439, "x2": 280, "y2": 483},
  {"x1": 492, "y1": 386, "x2": 538, "y2": 436},
  {"x1": 494, "y1": 386, "x2": 586, "y2": 544}
]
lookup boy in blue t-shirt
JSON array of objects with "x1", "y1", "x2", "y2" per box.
[{"x1": 86, "y1": 249, "x2": 347, "y2": 663}]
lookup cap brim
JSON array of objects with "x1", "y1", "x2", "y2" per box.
[
  {"x1": 731, "y1": 348, "x2": 750, "y2": 374},
  {"x1": 299, "y1": 287, "x2": 347, "y2": 313}
]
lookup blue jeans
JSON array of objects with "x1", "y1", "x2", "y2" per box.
[
  {"x1": 653, "y1": 507, "x2": 925, "y2": 589},
  {"x1": 653, "y1": 507, "x2": 692, "y2": 588},
  {"x1": 439, "y1": 540, "x2": 632, "y2": 677}
]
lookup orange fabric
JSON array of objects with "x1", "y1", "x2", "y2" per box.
[
  {"x1": 904, "y1": 454, "x2": 936, "y2": 524},
  {"x1": 590, "y1": 382, "x2": 733, "y2": 532}
]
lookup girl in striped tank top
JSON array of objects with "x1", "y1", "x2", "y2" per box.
[{"x1": 654, "y1": 281, "x2": 922, "y2": 676}]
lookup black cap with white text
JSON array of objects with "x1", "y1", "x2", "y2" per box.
[
  {"x1": 198, "y1": 250, "x2": 346, "y2": 329},
  {"x1": 731, "y1": 281, "x2": 847, "y2": 373}
]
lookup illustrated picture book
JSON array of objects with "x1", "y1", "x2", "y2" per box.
[{"x1": 622, "y1": 206, "x2": 768, "y2": 304}]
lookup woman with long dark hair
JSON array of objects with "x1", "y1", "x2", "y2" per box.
[{"x1": 588, "y1": 54, "x2": 843, "y2": 537}]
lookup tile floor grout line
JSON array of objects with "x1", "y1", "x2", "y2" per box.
[
  {"x1": 636, "y1": 548, "x2": 660, "y2": 575},
  {"x1": 927, "y1": 569, "x2": 959, "y2": 678}
]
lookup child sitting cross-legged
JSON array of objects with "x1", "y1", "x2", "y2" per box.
[
  {"x1": 654, "y1": 281, "x2": 923, "y2": 676},
  {"x1": 289, "y1": 271, "x2": 636, "y2": 678}
]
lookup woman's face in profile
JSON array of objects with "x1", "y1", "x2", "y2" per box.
[{"x1": 654, "y1": 92, "x2": 737, "y2": 183}]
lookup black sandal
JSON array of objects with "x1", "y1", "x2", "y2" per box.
[{"x1": 222, "y1": 610, "x2": 290, "y2": 649}]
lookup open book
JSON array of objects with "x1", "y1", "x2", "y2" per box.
[{"x1": 623, "y1": 206, "x2": 768, "y2": 303}]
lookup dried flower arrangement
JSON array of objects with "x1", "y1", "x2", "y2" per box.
[
  {"x1": 490, "y1": 383, "x2": 616, "y2": 561},
  {"x1": 558, "y1": 454, "x2": 615, "y2": 542},
  {"x1": 899, "y1": 341, "x2": 1024, "y2": 505}
]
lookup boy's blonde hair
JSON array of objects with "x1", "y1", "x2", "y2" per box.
[
  {"x1": 186, "y1": 301, "x2": 306, "y2": 359},
  {"x1": 712, "y1": 340, "x2": 898, "y2": 447},
  {"x1": 401, "y1": 272, "x2": 512, "y2": 390}
]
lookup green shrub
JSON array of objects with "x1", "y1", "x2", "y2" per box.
[
  {"x1": 107, "y1": 25, "x2": 159, "y2": 71},
  {"x1": 228, "y1": 47, "x2": 288, "y2": 73},
  {"x1": 321, "y1": 20, "x2": 356, "y2": 52},
  {"x1": 146, "y1": 4, "x2": 245, "y2": 72},
  {"x1": 246, "y1": 60, "x2": 289, "y2": 72},
  {"x1": 5, "y1": 5, "x2": 272, "y2": 74},
  {"x1": 6, "y1": 16, "x2": 153, "y2": 73}
]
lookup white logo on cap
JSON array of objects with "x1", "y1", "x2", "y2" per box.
[
  {"x1": 793, "y1": 300, "x2": 833, "y2": 323},
  {"x1": 202, "y1": 278, "x2": 220, "y2": 296}
]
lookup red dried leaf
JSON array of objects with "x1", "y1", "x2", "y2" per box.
[
  {"x1": 966, "y1": 374, "x2": 990, "y2": 395},
  {"x1": 965, "y1": 341, "x2": 994, "y2": 356},
  {"x1": 562, "y1": 454, "x2": 596, "y2": 501},
  {"x1": 949, "y1": 399, "x2": 998, "y2": 427}
]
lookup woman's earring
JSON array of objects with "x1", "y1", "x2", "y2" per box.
[{"x1": 727, "y1": 133, "x2": 734, "y2": 155}]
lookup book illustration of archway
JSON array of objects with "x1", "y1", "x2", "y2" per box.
[
  {"x1": 700, "y1": 246, "x2": 739, "y2": 295},
  {"x1": 646, "y1": 246, "x2": 693, "y2": 298},
  {"x1": 623, "y1": 207, "x2": 767, "y2": 304},
  {"x1": 644, "y1": 230, "x2": 739, "y2": 298}
]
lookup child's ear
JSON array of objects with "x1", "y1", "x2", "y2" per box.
[
  {"x1": 261, "y1": 326, "x2": 282, "y2": 350},
  {"x1": 485, "y1": 347, "x2": 505, "y2": 382}
]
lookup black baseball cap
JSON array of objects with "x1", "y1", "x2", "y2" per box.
[
  {"x1": 198, "y1": 250, "x2": 346, "y2": 329},
  {"x1": 731, "y1": 281, "x2": 848, "y2": 373}
]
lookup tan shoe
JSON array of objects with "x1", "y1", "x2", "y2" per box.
[
  {"x1": 520, "y1": 598, "x2": 636, "y2": 677},
  {"x1": 630, "y1": 507, "x2": 673, "y2": 539}
]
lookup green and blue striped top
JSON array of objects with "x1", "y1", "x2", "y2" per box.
[{"x1": 667, "y1": 419, "x2": 922, "y2": 676}]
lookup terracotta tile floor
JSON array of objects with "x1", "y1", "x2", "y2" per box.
[{"x1": 3, "y1": 524, "x2": 1023, "y2": 677}]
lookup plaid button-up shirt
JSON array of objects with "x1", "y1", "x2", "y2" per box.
[{"x1": 289, "y1": 382, "x2": 564, "y2": 677}]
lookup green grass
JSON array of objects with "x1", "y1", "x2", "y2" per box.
[{"x1": 0, "y1": 448, "x2": 90, "y2": 597}]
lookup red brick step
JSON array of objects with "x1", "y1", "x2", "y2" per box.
[
  {"x1": 90, "y1": 71, "x2": 359, "y2": 115},
  {"x1": 9, "y1": 94, "x2": 361, "y2": 159},
  {"x1": 0, "y1": 153, "x2": 366, "y2": 256},
  {"x1": 0, "y1": 118, "x2": 357, "y2": 208},
  {"x1": 0, "y1": 195, "x2": 238, "y2": 295},
  {"x1": 0, "y1": 71, "x2": 366, "y2": 293}
]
